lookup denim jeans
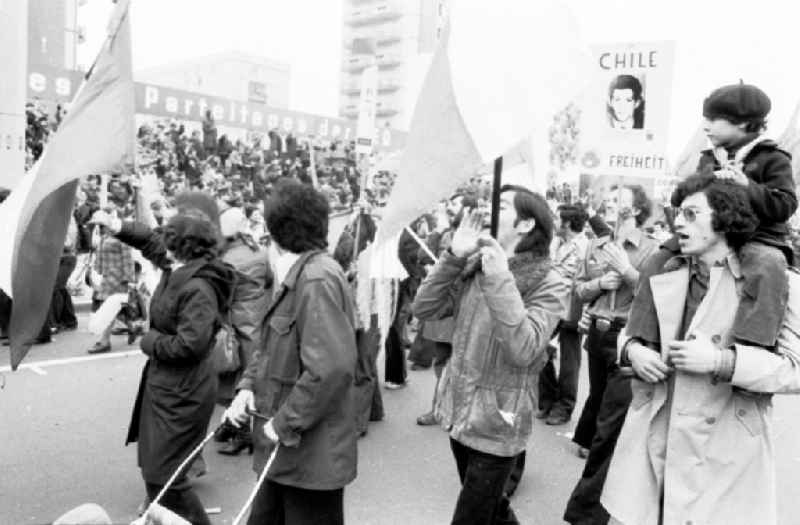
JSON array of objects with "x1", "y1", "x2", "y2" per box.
[
  {"x1": 572, "y1": 325, "x2": 621, "y2": 449},
  {"x1": 449, "y1": 439, "x2": 520, "y2": 525}
]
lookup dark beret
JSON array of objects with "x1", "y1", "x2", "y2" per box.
[{"x1": 702, "y1": 83, "x2": 771, "y2": 123}]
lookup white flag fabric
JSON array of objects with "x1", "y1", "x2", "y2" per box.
[
  {"x1": 447, "y1": 0, "x2": 593, "y2": 162},
  {"x1": 671, "y1": 123, "x2": 709, "y2": 179},
  {"x1": 2, "y1": 0, "x2": 135, "y2": 369},
  {"x1": 376, "y1": 1, "x2": 591, "y2": 245}
]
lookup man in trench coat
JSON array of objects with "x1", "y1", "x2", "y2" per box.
[{"x1": 601, "y1": 173, "x2": 800, "y2": 525}]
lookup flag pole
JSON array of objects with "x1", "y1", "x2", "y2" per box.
[
  {"x1": 489, "y1": 156, "x2": 503, "y2": 238},
  {"x1": 404, "y1": 225, "x2": 438, "y2": 264}
]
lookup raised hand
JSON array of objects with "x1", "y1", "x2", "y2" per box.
[
  {"x1": 478, "y1": 237, "x2": 509, "y2": 276},
  {"x1": 449, "y1": 208, "x2": 485, "y2": 258}
]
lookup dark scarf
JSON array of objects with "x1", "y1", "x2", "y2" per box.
[{"x1": 460, "y1": 251, "x2": 552, "y2": 296}]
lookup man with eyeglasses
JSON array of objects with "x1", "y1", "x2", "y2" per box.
[{"x1": 601, "y1": 172, "x2": 800, "y2": 525}]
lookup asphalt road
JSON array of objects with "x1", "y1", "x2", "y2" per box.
[{"x1": 3, "y1": 314, "x2": 800, "y2": 525}]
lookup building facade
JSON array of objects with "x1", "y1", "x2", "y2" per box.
[
  {"x1": 28, "y1": 0, "x2": 81, "y2": 71},
  {"x1": 135, "y1": 51, "x2": 292, "y2": 110},
  {"x1": 339, "y1": 0, "x2": 447, "y2": 131}
]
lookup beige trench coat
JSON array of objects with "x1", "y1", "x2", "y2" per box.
[{"x1": 602, "y1": 261, "x2": 800, "y2": 525}]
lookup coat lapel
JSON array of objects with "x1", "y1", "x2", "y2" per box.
[{"x1": 649, "y1": 267, "x2": 690, "y2": 359}]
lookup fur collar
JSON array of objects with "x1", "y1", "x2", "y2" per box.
[{"x1": 460, "y1": 251, "x2": 552, "y2": 296}]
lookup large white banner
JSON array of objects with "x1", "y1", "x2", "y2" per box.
[
  {"x1": 579, "y1": 41, "x2": 676, "y2": 178},
  {"x1": 0, "y1": 0, "x2": 28, "y2": 190}
]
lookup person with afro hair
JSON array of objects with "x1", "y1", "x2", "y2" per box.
[{"x1": 225, "y1": 179, "x2": 359, "y2": 525}]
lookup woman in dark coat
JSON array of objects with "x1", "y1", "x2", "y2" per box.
[{"x1": 92, "y1": 205, "x2": 234, "y2": 525}]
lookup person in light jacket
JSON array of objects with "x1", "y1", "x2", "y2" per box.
[
  {"x1": 413, "y1": 185, "x2": 568, "y2": 525},
  {"x1": 602, "y1": 173, "x2": 800, "y2": 525}
]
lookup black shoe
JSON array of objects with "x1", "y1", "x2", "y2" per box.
[
  {"x1": 218, "y1": 432, "x2": 254, "y2": 456},
  {"x1": 213, "y1": 421, "x2": 236, "y2": 443},
  {"x1": 111, "y1": 327, "x2": 129, "y2": 336},
  {"x1": 545, "y1": 413, "x2": 570, "y2": 426},
  {"x1": 416, "y1": 412, "x2": 438, "y2": 426},
  {"x1": 59, "y1": 323, "x2": 78, "y2": 331},
  {"x1": 535, "y1": 407, "x2": 551, "y2": 420},
  {"x1": 88, "y1": 342, "x2": 111, "y2": 354}
]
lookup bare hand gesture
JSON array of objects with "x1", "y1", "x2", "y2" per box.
[
  {"x1": 628, "y1": 342, "x2": 672, "y2": 383},
  {"x1": 714, "y1": 164, "x2": 749, "y2": 186},
  {"x1": 223, "y1": 389, "x2": 255, "y2": 428},
  {"x1": 478, "y1": 237, "x2": 509, "y2": 276},
  {"x1": 598, "y1": 271, "x2": 622, "y2": 290},
  {"x1": 88, "y1": 210, "x2": 123, "y2": 234},
  {"x1": 667, "y1": 332, "x2": 718, "y2": 374},
  {"x1": 450, "y1": 209, "x2": 485, "y2": 258}
]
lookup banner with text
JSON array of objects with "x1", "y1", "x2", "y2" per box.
[
  {"x1": 134, "y1": 82, "x2": 406, "y2": 152},
  {"x1": 27, "y1": 62, "x2": 85, "y2": 105},
  {"x1": 578, "y1": 41, "x2": 676, "y2": 178}
]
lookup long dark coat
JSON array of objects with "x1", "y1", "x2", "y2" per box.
[{"x1": 120, "y1": 222, "x2": 234, "y2": 484}]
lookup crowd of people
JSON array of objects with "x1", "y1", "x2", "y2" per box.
[{"x1": 12, "y1": 81, "x2": 800, "y2": 525}]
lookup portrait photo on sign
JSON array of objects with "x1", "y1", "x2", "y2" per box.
[{"x1": 606, "y1": 74, "x2": 646, "y2": 131}]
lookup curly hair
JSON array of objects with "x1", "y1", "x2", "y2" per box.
[
  {"x1": 670, "y1": 171, "x2": 758, "y2": 250},
  {"x1": 163, "y1": 209, "x2": 220, "y2": 262},
  {"x1": 266, "y1": 179, "x2": 329, "y2": 253},
  {"x1": 501, "y1": 185, "x2": 553, "y2": 257}
]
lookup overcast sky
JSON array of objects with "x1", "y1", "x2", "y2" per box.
[{"x1": 77, "y1": 0, "x2": 800, "y2": 158}]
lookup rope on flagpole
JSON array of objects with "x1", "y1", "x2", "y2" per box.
[{"x1": 231, "y1": 445, "x2": 279, "y2": 525}]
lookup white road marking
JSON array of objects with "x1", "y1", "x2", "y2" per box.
[{"x1": 0, "y1": 349, "x2": 143, "y2": 373}]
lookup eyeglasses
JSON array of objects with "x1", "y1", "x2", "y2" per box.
[{"x1": 676, "y1": 207, "x2": 711, "y2": 223}]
